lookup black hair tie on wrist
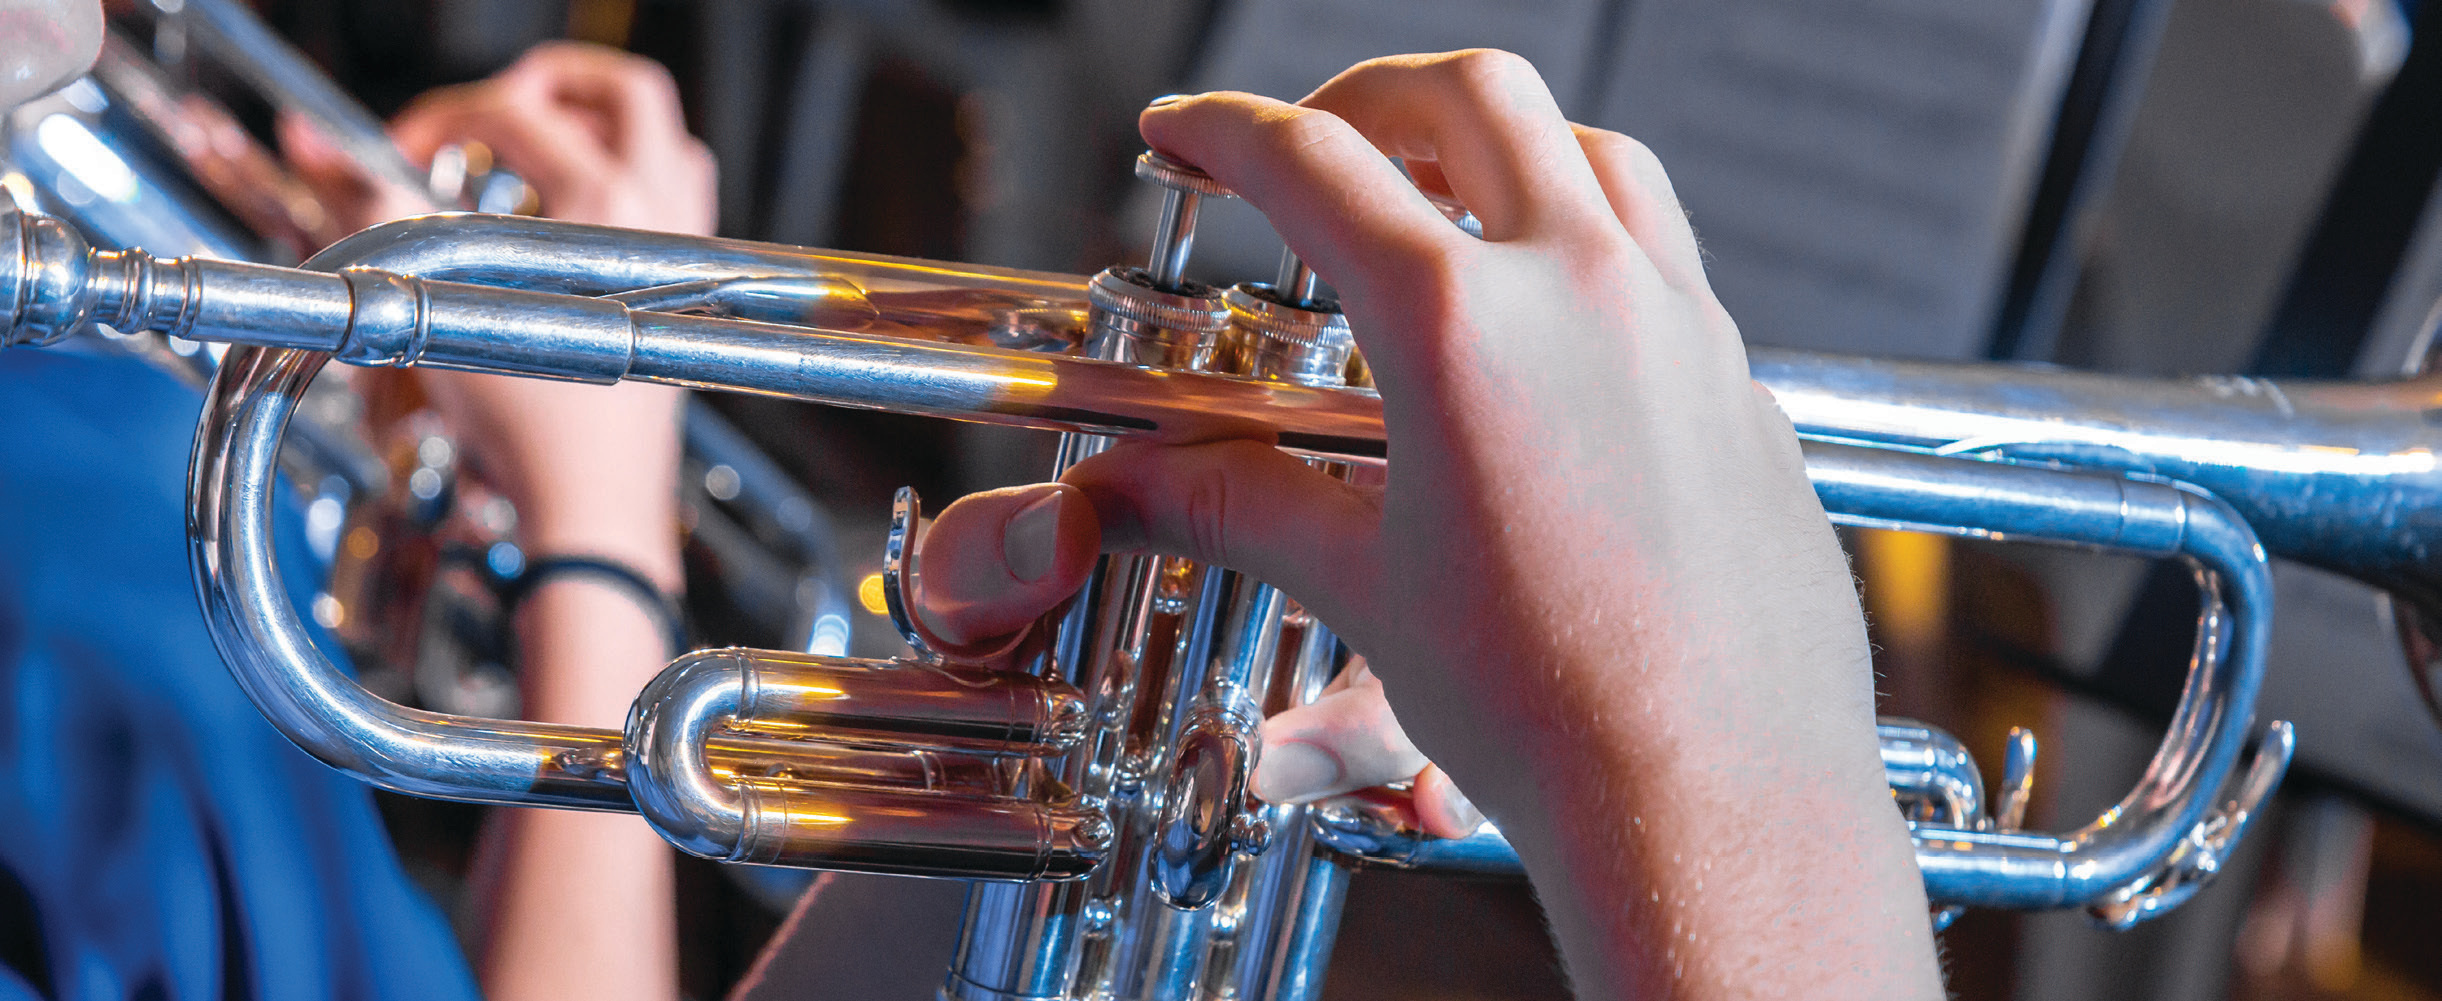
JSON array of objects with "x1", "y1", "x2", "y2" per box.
[{"x1": 494, "y1": 555, "x2": 687, "y2": 658}]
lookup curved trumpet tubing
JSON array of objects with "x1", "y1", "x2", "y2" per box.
[
  {"x1": 1755, "y1": 355, "x2": 2442, "y2": 616},
  {"x1": 624, "y1": 649, "x2": 1109, "y2": 876},
  {"x1": 1809, "y1": 439, "x2": 2291, "y2": 916},
  {"x1": 192, "y1": 343, "x2": 1108, "y2": 879},
  {"x1": 0, "y1": 198, "x2": 2329, "y2": 929}
]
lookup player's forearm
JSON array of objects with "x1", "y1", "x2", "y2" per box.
[
  {"x1": 480, "y1": 805, "x2": 678, "y2": 1001},
  {"x1": 479, "y1": 504, "x2": 683, "y2": 1001},
  {"x1": 1478, "y1": 616, "x2": 1942, "y2": 1001}
]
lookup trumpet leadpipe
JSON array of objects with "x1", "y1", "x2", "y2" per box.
[{"x1": 1, "y1": 208, "x2": 1387, "y2": 459}]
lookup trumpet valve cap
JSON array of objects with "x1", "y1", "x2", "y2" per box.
[{"x1": 1136, "y1": 152, "x2": 1235, "y2": 198}]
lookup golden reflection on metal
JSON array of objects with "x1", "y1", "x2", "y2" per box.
[{"x1": 858, "y1": 572, "x2": 889, "y2": 615}]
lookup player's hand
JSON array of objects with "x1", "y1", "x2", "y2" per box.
[{"x1": 908, "y1": 50, "x2": 1939, "y2": 999}]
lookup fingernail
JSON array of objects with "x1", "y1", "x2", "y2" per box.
[
  {"x1": 1253, "y1": 741, "x2": 1344, "y2": 803},
  {"x1": 1430, "y1": 771, "x2": 1486, "y2": 833},
  {"x1": 1146, "y1": 93, "x2": 1191, "y2": 109},
  {"x1": 1003, "y1": 489, "x2": 1066, "y2": 584}
]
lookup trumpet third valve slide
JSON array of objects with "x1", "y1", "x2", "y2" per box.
[{"x1": 0, "y1": 135, "x2": 2382, "y2": 996}]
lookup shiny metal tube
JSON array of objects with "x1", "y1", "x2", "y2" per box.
[
  {"x1": 191, "y1": 345, "x2": 636, "y2": 807},
  {"x1": 314, "y1": 212, "x2": 1085, "y2": 314},
  {"x1": 1807, "y1": 439, "x2": 2288, "y2": 911},
  {"x1": 19, "y1": 205, "x2": 2275, "y2": 908},
  {"x1": 625, "y1": 649, "x2": 1109, "y2": 877},
  {"x1": 191, "y1": 338, "x2": 1111, "y2": 877},
  {"x1": 704, "y1": 732, "x2": 1007, "y2": 797},
  {"x1": 1308, "y1": 716, "x2": 2003, "y2": 880},
  {"x1": 167, "y1": 213, "x2": 2442, "y2": 584},
  {"x1": 0, "y1": 227, "x2": 1381, "y2": 455},
  {"x1": 188, "y1": 346, "x2": 1049, "y2": 806},
  {"x1": 1204, "y1": 300, "x2": 1361, "y2": 1001},
  {"x1": 1308, "y1": 794, "x2": 1523, "y2": 876},
  {"x1": 195, "y1": 339, "x2": 2266, "y2": 913},
  {"x1": 1315, "y1": 444, "x2": 2293, "y2": 916},
  {"x1": 1754, "y1": 351, "x2": 2442, "y2": 612},
  {"x1": 675, "y1": 647, "x2": 1090, "y2": 754},
  {"x1": 0, "y1": 201, "x2": 2285, "y2": 908},
  {"x1": 48, "y1": 206, "x2": 2442, "y2": 603},
  {"x1": 611, "y1": 276, "x2": 887, "y2": 331},
  {"x1": 0, "y1": 198, "x2": 2328, "y2": 967},
  {"x1": 946, "y1": 271, "x2": 1236, "y2": 1001},
  {"x1": 1878, "y1": 718, "x2": 1988, "y2": 829}
]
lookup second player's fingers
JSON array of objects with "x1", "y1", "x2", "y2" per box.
[
  {"x1": 388, "y1": 91, "x2": 612, "y2": 212},
  {"x1": 502, "y1": 41, "x2": 689, "y2": 165},
  {"x1": 276, "y1": 113, "x2": 434, "y2": 230},
  {"x1": 387, "y1": 83, "x2": 485, "y2": 162}
]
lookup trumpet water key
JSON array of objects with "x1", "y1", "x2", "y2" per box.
[{"x1": 0, "y1": 129, "x2": 2384, "y2": 993}]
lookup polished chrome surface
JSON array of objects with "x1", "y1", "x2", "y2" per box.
[
  {"x1": 1271, "y1": 250, "x2": 1321, "y2": 310},
  {"x1": 1199, "y1": 305, "x2": 1361, "y2": 1001},
  {"x1": 9, "y1": 200, "x2": 2306, "y2": 883},
  {"x1": 678, "y1": 647, "x2": 1090, "y2": 754},
  {"x1": 190, "y1": 345, "x2": 636, "y2": 808},
  {"x1": 1308, "y1": 793, "x2": 1522, "y2": 875},
  {"x1": 1136, "y1": 152, "x2": 1229, "y2": 291},
  {"x1": 0, "y1": 136, "x2": 2379, "y2": 988},
  {"x1": 1881, "y1": 718, "x2": 1988, "y2": 829},
  {"x1": 191, "y1": 340, "x2": 1115, "y2": 879},
  {"x1": 624, "y1": 647, "x2": 1109, "y2": 876},
  {"x1": 1223, "y1": 283, "x2": 1352, "y2": 386},
  {"x1": 1809, "y1": 439, "x2": 2293, "y2": 916},
  {"x1": 1754, "y1": 352, "x2": 2442, "y2": 614}
]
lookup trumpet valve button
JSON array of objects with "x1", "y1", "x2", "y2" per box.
[{"x1": 1135, "y1": 151, "x2": 1234, "y2": 198}]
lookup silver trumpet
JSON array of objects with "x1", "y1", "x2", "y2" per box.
[{"x1": 4, "y1": 127, "x2": 2391, "y2": 995}]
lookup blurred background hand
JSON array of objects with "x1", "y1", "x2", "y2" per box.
[
  {"x1": 281, "y1": 39, "x2": 717, "y2": 1001},
  {"x1": 282, "y1": 40, "x2": 706, "y2": 595}
]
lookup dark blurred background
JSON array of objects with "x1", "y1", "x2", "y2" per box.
[{"x1": 126, "y1": 0, "x2": 2442, "y2": 997}]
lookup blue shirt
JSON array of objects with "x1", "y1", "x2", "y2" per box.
[{"x1": 0, "y1": 350, "x2": 479, "y2": 1001}]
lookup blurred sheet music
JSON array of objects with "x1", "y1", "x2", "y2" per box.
[
  {"x1": 1179, "y1": 0, "x2": 2089, "y2": 363},
  {"x1": 1591, "y1": 0, "x2": 2091, "y2": 359}
]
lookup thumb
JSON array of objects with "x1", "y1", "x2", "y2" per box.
[
  {"x1": 913, "y1": 483, "x2": 1101, "y2": 647},
  {"x1": 1060, "y1": 439, "x2": 1382, "y2": 645}
]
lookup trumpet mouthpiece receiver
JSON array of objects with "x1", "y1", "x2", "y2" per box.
[{"x1": 0, "y1": 190, "x2": 106, "y2": 348}]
